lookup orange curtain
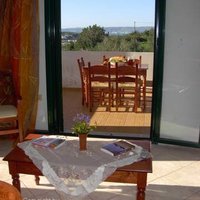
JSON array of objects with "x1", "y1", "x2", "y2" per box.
[
  {"x1": 0, "y1": 0, "x2": 39, "y2": 137},
  {"x1": 0, "y1": 0, "x2": 13, "y2": 70}
]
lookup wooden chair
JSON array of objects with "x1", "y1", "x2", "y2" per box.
[
  {"x1": 103, "y1": 55, "x2": 109, "y2": 65},
  {"x1": 134, "y1": 56, "x2": 146, "y2": 110},
  {"x1": 77, "y1": 57, "x2": 88, "y2": 106},
  {"x1": 115, "y1": 61, "x2": 142, "y2": 112},
  {"x1": 138, "y1": 55, "x2": 142, "y2": 64},
  {"x1": 0, "y1": 70, "x2": 23, "y2": 144},
  {"x1": 0, "y1": 181, "x2": 22, "y2": 200},
  {"x1": 88, "y1": 62, "x2": 112, "y2": 112}
]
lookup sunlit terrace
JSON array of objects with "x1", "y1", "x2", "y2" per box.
[{"x1": 62, "y1": 51, "x2": 153, "y2": 137}]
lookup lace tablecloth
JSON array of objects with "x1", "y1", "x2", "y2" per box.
[{"x1": 18, "y1": 136, "x2": 150, "y2": 199}]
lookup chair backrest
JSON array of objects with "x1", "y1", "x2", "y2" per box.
[
  {"x1": 0, "y1": 70, "x2": 16, "y2": 105},
  {"x1": 103, "y1": 55, "x2": 109, "y2": 65},
  {"x1": 115, "y1": 61, "x2": 139, "y2": 81},
  {"x1": 138, "y1": 55, "x2": 142, "y2": 64},
  {"x1": 134, "y1": 55, "x2": 142, "y2": 67},
  {"x1": 115, "y1": 61, "x2": 140, "y2": 112},
  {"x1": 80, "y1": 57, "x2": 85, "y2": 66},
  {"x1": 77, "y1": 57, "x2": 88, "y2": 106},
  {"x1": 88, "y1": 62, "x2": 111, "y2": 83},
  {"x1": 0, "y1": 70, "x2": 23, "y2": 143},
  {"x1": 88, "y1": 62, "x2": 112, "y2": 111},
  {"x1": 77, "y1": 57, "x2": 85, "y2": 86},
  {"x1": 77, "y1": 57, "x2": 88, "y2": 90}
]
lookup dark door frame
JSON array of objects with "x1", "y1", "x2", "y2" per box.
[
  {"x1": 43, "y1": 0, "x2": 200, "y2": 147},
  {"x1": 44, "y1": 0, "x2": 63, "y2": 133},
  {"x1": 44, "y1": 0, "x2": 165, "y2": 138},
  {"x1": 44, "y1": 0, "x2": 200, "y2": 148}
]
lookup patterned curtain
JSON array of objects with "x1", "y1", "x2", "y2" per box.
[{"x1": 0, "y1": 0, "x2": 39, "y2": 138}]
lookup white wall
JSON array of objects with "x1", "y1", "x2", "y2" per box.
[
  {"x1": 35, "y1": 0, "x2": 48, "y2": 130},
  {"x1": 160, "y1": 0, "x2": 200, "y2": 142},
  {"x1": 62, "y1": 51, "x2": 153, "y2": 88}
]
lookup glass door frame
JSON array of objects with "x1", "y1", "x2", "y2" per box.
[
  {"x1": 45, "y1": 0, "x2": 63, "y2": 133},
  {"x1": 44, "y1": 0, "x2": 166, "y2": 141}
]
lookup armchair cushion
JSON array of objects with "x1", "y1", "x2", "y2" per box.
[{"x1": 0, "y1": 105, "x2": 17, "y2": 119}]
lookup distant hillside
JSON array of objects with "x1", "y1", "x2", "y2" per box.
[{"x1": 61, "y1": 26, "x2": 153, "y2": 35}]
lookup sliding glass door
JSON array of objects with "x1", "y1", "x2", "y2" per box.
[
  {"x1": 61, "y1": 0, "x2": 155, "y2": 139},
  {"x1": 43, "y1": 0, "x2": 199, "y2": 147},
  {"x1": 159, "y1": 0, "x2": 200, "y2": 146}
]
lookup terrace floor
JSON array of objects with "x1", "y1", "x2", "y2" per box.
[
  {"x1": 62, "y1": 87, "x2": 152, "y2": 137},
  {"x1": 0, "y1": 137, "x2": 200, "y2": 200}
]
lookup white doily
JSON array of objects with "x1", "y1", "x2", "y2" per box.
[{"x1": 18, "y1": 137, "x2": 150, "y2": 199}]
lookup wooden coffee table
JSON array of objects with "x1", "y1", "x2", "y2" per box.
[{"x1": 3, "y1": 134, "x2": 152, "y2": 200}]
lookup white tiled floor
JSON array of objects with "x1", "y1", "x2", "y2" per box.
[{"x1": 0, "y1": 138, "x2": 200, "y2": 200}]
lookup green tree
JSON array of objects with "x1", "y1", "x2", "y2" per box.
[
  {"x1": 76, "y1": 24, "x2": 107, "y2": 50},
  {"x1": 143, "y1": 28, "x2": 154, "y2": 52},
  {"x1": 62, "y1": 25, "x2": 154, "y2": 52}
]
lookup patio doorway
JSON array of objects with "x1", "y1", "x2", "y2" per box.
[{"x1": 61, "y1": 0, "x2": 155, "y2": 138}]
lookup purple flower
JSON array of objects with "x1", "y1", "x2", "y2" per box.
[
  {"x1": 71, "y1": 113, "x2": 96, "y2": 135},
  {"x1": 73, "y1": 113, "x2": 90, "y2": 123}
]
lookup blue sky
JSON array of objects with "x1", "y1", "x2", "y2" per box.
[{"x1": 61, "y1": 0, "x2": 155, "y2": 28}]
